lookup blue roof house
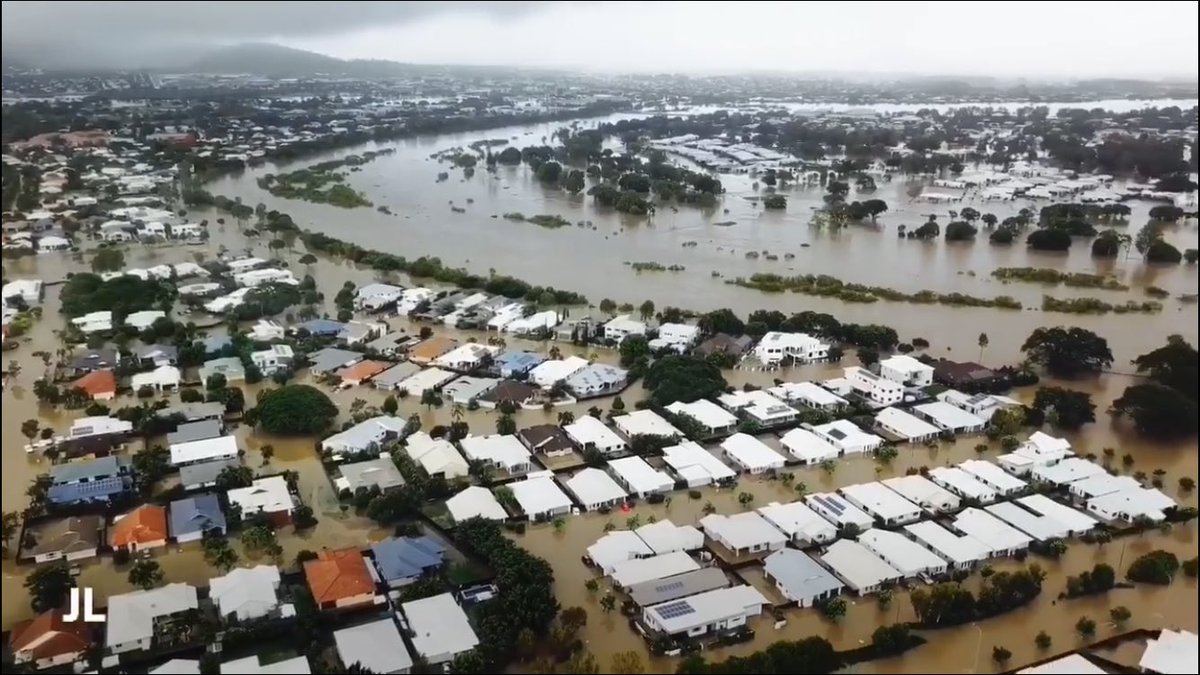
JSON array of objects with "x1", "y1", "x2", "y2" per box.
[
  {"x1": 47, "y1": 456, "x2": 132, "y2": 505},
  {"x1": 299, "y1": 319, "x2": 347, "y2": 337},
  {"x1": 371, "y1": 536, "x2": 446, "y2": 588},
  {"x1": 493, "y1": 351, "x2": 546, "y2": 379},
  {"x1": 169, "y1": 494, "x2": 228, "y2": 543}
]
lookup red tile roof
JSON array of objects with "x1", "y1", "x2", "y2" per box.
[
  {"x1": 304, "y1": 548, "x2": 375, "y2": 605},
  {"x1": 73, "y1": 369, "x2": 116, "y2": 398},
  {"x1": 110, "y1": 505, "x2": 168, "y2": 547},
  {"x1": 9, "y1": 609, "x2": 93, "y2": 662}
]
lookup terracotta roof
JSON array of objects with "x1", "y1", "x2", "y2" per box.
[
  {"x1": 408, "y1": 336, "x2": 458, "y2": 361},
  {"x1": 304, "y1": 548, "x2": 375, "y2": 605},
  {"x1": 336, "y1": 359, "x2": 391, "y2": 383},
  {"x1": 110, "y1": 505, "x2": 168, "y2": 547},
  {"x1": 73, "y1": 369, "x2": 116, "y2": 397},
  {"x1": 9, "y1": 609, "x2": 93, "y2": 661}
]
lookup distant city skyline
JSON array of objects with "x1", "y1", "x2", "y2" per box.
[{"x1": 2, "y1": 0, "x2": 1198, "y2": 78}]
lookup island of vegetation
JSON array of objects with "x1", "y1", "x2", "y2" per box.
[
  {"x1": 992, "y1": 267, "x2": 1129, "y2": 291},
  {"x1": 255, "y1": 154, "x2": 385, "y2": 208},
  {"x1": 728, "y1": 273, "x2": 1024, "y2": 309}
]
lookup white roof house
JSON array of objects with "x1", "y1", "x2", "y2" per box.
[
  {"x1": 875, "y1": 407, "x2": 940, "y2": 442},
  {"x1": 820, "y1": 539, "x2": 902, "y2": 594},
  {"x1": 106, "y1": 583, "x2": 199, "y2": 651},
  {"x1": 904, "y1": 521, "x2": 990, "y2": 570},
  {"x1": 433, "y1": 343, "x2": 500, "y2": 371},
  {"x1": 587, "y1": 531, "x2": 654, "y2": 574},
  {"x1": 665, "y1": 399, "x2": 738, "y2": 436},
  {"x1": 508, "y1": 476, "x2": 573, "y2": 520},
  {"x1": 124, "y1": 310, "x2": 166, "y2": 330},
  {"x1": 603, "y1": 314, "x2": 647, "y2": 341},
  {"x1": 634, "y1": 519, "x2": 704, "y2": 555},
  {"x1": 762, "y1": 549, "x2": 844, "y2": 607},
  {"x1": 528, "y1": 355, "x2": 588, "y2": 388},
  {"x1": 753, "y1": 331, "x2": 829, "y2": 365},
  {"x1": 72, "y1": 310, "x2": 113, "y2": 333},
  {"x1": 394, "y1": 368, "x2": 458, "y2": 396},
  {"x1": 952, "y1": 508, "x2": 1032, "y2": 556},
  {"x1": 985, "y1": 502, "x2": 1072, "y2": 541},
  {"x1": 130, "y1": 365, "x2": 182, "y2": 391},
  {"x1": 334, "y1": 618, "x2": 413, "y2": 674},
  {"x1": 937, "y1": 390, "x2": 1021, "y2": 420},
  {"x1": 769, "y1": 381, "x2": 847, "y2": 410},
  {"x1": 404, "y1": 432, "x2": 470, "y2": 479},
  {"x1": 719, "y1": 433, "x2": 786, "y2": 474},
  {"x1": 1068, "y1": 473, "x2": 1141, "y2": 500},
  {"x1": 1087, "y1": 487, "x2": 1176, "y2": 523},
  {"x1": 842, "y1": 366, "x2": 903, "y2": 406},
  {"x1": 928, "y1": 467, "x2": 998, "y2": 503},
  {"x1": 565, "y1": 363, "x2": 629, "y2": 401},
  {"x1": 858, "y1": 528, "x2": 948, "y2": 578},
  {"x1": 808, "y1": 420, "x2": 883, "y2": 455},
  {"x1": 958, "y1": 459, "x2": 1028, "y2": 496},
  {"x1": 320, "y1": 416, "x2": 408, "y2": 456},
  {"x1": 1018, "y1": 654, "x2": 1108, "y2": 675},
  {"x1": 649, "y1": 322, "x2": 700, "y2": 352},
  {"x1": 717, "y1": 390, "x2": 797, "y2": 428},
  {"x1": 613, "y1": 410, "x2": 682, "y2": 439},
  {"x1": 209, "y1": 565, "x2": 287, "y2": 622},
  {"x1": 757, "y1": 501, "x2": 837, "y2": 545},
  {"x1": 607, "y1": 456, "x2": 674, "y2": 497},
  {"x1": 353, "y1": 283, "x2": 403, "y2": 310},
  {"x1": 2, "y1": 278, "x2": 43, "y2": 305},
  {"x1": 565, "y1": 468, "x2": 628, "y2": 511},
  {"x1": 401, "y1": 593, "x2": 479, "y2": 664},
  {"x1": 169, "y1": 435, "x2": 239, "y2": 467},
  {"x1": 839, "y1": 482, "x2": 923, "y2": 525},
  {"x1": 446, "y1": 486, "x2": 508, "y2": 522},
  {"x1": 879, "y1": 354, "x2": 934, "y2": 386},
  {"x1": 459, "y1": 434, "x2": 532, "y2": 474},
  {"x1": 226, "y1": 476, "x2": 295, "y2": 518},
  {"x1": 662, "y1": 441, "x2": 736, "y2": 487},
  {"x1": 1021, "y1": 495, "x2": 1099, "y2": 537},
  {"x1": 642, "y1": 585, "x2": 768, "y2": 637},
  {"x1": 563, "y1": 415, "x2": 627, "y2": 455},
  {"x1": 1030, "y1": 458, "x2": 1105, "y2": 486},
  {"x1": 699, "y1": 512, "x2": 787, "y2": 555},
  {"x1": 881, "y1": 475, "x2": 961, "y2": 513},
  {"x1": 998, "y1": 431, "x2": 1073, "y2": 475},
  {"x1": 221, "y1": 654, "x2": 311, "y2": 673},
  {"x1": 912, "y1": 401, "x2": 987, "y2": 434},
  {"x1": 806, "y1": 492, "x2": 875, "y2": 531},
  {"x1": 778, "y1": 428, "x2": 840, "y2": 465},
  {"x1": 611, "y1": 551, "x2": 700, "y2": 588},
  {"x1": 1140, "y1": 629, "x2": 1198, "y2": 674}
]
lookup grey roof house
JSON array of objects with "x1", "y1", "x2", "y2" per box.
[
  {"x1": 179, "y1": 458, "x2": 241, "y2": 491},
  {"x1": 338, "y1": 458, "x2": 406, "y2": 493},
  {"x1": 308, "y1": 347, "x2": 365, "y2": 374},
  {"x1": 371, "y1": 536, "x2": 446, "y2": 588},
  {"x1": 166, "y1": 419, "x2": 224, "y2": 446},
  {"x1": 169, "y1": 494, "x2": 227, "y2": 542},
  {"x1": 763, "y1": 548, "x2": 844, "y2": 608}
]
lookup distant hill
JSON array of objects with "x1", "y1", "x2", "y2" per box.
[{"x1": 187, "y1": 43, "x2": 523, "y2": 79}]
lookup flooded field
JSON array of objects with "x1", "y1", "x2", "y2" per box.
[{"x1": 2, "y1": 101, "x2": 1198, "y2": 673}]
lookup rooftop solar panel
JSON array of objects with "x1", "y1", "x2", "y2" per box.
[
  {"x1": 655, "y1": 580, "x2": 685, "y2": 594},
  {"x1": 654, "y1": 600, "x2": 697, "y2": 620}
]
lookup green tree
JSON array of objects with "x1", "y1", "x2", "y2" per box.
[
  {"x1": 128, "y1": 559, "x2": 165, "y2": 590},
  {"x1": 1135, "y1": 223, "x2": 1164, "y2": 258},
  {"x1": 496, "y1": 413, "x2": 517, "y2": 435},
  {"x1": 599, "y1": 298, "x2": 617, "y2": 315},
  {"x1": 25, "y1": 562, "x2": 72, "y2": 612},
  {"x1": 1032, "y1": 386, "x2": 1096, "y2": 430},
  {"x1": 1112, "y1": 384, "x2": 1198, "y2": 439},
  {"x1": 1035, "y1": 630, "x2": 1052, "y2": 650},
  {"x1": 247, "y1": 384, "x2": 338, "y2": 434},
  {"x1": 1075, "y1": 616, "x2": 1096, "y2": 638},
  {"x1": 600, "y1": 594, "x2": 617, "y2": 613},
  {"x1": 1126, "y1": 550, "x2": 1179, "y2": 584},
  {"x1": 20, "y1": 419, "x2": 39, "y2": 440},
  {"x1": 1109, "y1": 605, "x2": 1132, "y2": 625},
  {"x1": 90, "y1": 247, "x2": 126, "y2": 273},
  {"x1": 992, "y1": 646, "x2": 1012, "y2": 664},
  {"x1": 299, "y1": 253, "x2": 318, "y2": 266},
  {"x1": 1021, "y1": 327, "x2": 1113, "y2": 376},
  {"x1": 1132, "y1": 336, "x2": 1197, "y2": 398},
  {"x1": 638, "y1": 299, "x2": 655, "y2": 322},
  {"x1": 871, "y1": 624, "x2": 910, "y2": 655},
  {"x1": 382, "y1": 394, "x2": 398, "y2": 415},
  {"x1": 643, "y1": 355, "x2": 728, "y2": 406},
  {"x1": 737, "y1": 491, "x2": 754, "y2": 508},
  {"x1": 977, "y1": 332, "x2": 989, "y2": 361},
  {"x1": 819, "y1": 597, "x2": 847, "y2": 621}
]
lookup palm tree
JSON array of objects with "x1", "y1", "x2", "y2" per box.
[
  {"x1": 451, "y1": 404, "x2": 465, "y2": 424},
  {"x1": 600, "y1": 594, "x2": 616, "y2": 613},
  {"x1": 794, "y1": 482, "x2": 808, "y2": 497},
  {"x1": 977, "y1": 332, "x2": 989, "y2": 361},
  {"x1": 557, "y1": 410, "x2": 575, "y2": 426}
]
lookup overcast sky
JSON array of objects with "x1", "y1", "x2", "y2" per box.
[{"x1": 4, "y1": 0, "x2": 1198, "y2": 77}]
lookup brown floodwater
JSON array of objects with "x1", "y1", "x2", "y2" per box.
[{"x1": 3, "y1": 110, "x2": 1198, "y2": 671}]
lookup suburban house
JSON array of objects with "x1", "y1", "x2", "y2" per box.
[
  {"x1": 564, "y1": 363, "x2": 628, "y2": 399},
  {"x1": 649, "y1": 323, "x2": 700, "y2": 353},
  {"x1": 757, "y1": 501, "x2": 837, "y2": 546},
  {"x1": 879, "y1": 354, "x2": 935, "y2": 386},
  {"x1": 400, "y1": 593, "x2": 479, "y2": 665},
  {"x1": 627, "y1": 568, "x2": 730, "y2": 609},
  {"x1": 807, "y1": 420, "x2": 883, "y2": 455},
  {"x1": 372, "y1": 362, "x2": 422, "y2": 391},
  {"x1": 662, "y1": 441, "x2": 736, "y2": 487},
  {"x1": 564, "y1": 415, "x2": 627, "y2": 456},
  {"x1": 717, "y1": 389, "x2": 797, "y2": 428},
  {"x1": 779, "y1": 428, "x2": 840, "y2": 465},
  {"x1": 8, "y1": 609, "x2": 94, "y2": 670},
  {"x1": 304, "y1": 549, "x2": 380, "y2": 611},
  {"x1": 169, "y1": 435, "x2": 239, "y2": 468},
  {"x1": 665, "y1": 399, "x2": 738, "y2": 438},
  {"x1": 694, "y1": 332, "x2": 752, "y2": 359},
  {"x1": 641, "y1": 586, "x2": 768, "y2": 638},
  {"x1": 508, "y1": 476, "x2": 573, "y2": 520},
  {"x1": 442, "y1": 376, "x2": 500, "y2": 405},
  {"x1": 393, "y1": 367, "x2": 458, "y2": 396},
  {"x1": 607, "y1": 456, "x2": 675, "y2": 497},
  {"x1": 819, "y1": 539, "x2": 903, "y2": 594},
  {"x1": 952, "y1": 508, "x2": 1033, "y2": 557},
  {"x1": 403, "y1": 433, "x2": 470, "y2": 478},
  {"x1": 875, "y1": 407, "x2": 941, "y2": 443},
  {"x1": 23, "y1": 515, "x2": 103, "y2": 564},
  {"x1": 132, "y1": 343, "x2": 177, "y2": 369},
  {"x1": 66, "y1": 348, "x2": 118, "y2": 376},
  {"x1": 603, "y1": 315, "x2": 647, "y2": 342},
  {"x1": 937, "y1": 389, "x2": 1021, "y2": 420},
  {"x1": 958, "y1": 459, "x2": 1028, "y2": 496},
  {"x1": 333, "y1": 619, "x2": 414, "y2": 675},
  {"x1": 250, "y1": 344, "x2": 295, "y2": 375},
  {"x1": 517, "y1": 424, "x2": 576, "y2": 458},
  {"x1": 2, "y1": 278, "x2": 44, "y2": 306},
  {"x1": 166, "y1": 419, "x2": 223, "y2": 446},
  {"x1": 719, "y1": 433, "x2": 786, "y2": 474},
  {"x1": 338, "y1": 320, "x2": 387, "y2": 346},
  {"x1": 635, "y1": 519, "x2": 704, "y2": 555},
  {"x1": 336, "y1": 359, "x2": 391, "y2": 386},
  {"x1": 1030, "y1": 457, "x2": 1106, "y2": 486},
  {"x1": 73, "y1": 369, "x2": 117, "y2": 401},
  {"x1": 839, "y1": 482, "x2": 923, "y2": 525},
  {"x1": 912, "y1": 400, "x2": 987, "y2": 434},
  {"x1": 752, "y1": 331, "x2": 828, "y2": 366},
  {"x1": 613, "y1": 409, "x2": 682, "y2": 440},
  {"x1": 763, "y1": 549, "x2": 843, "y2": 607},
  {"x1": 1087, "y1": 487, "x2": 1176, "y2": 523},
  {"x1": 199, "y1": 357, "x2": 245, "y2": 387},
  {"x1": 881, "y1": 475, "x2": 961, "y2": 513},
  {"x1": 306, "y1": 347, "x2": 364, "y2": 375},
  {"x1": 610, "y1": 550, "x2": 702, "y2": 588},
  {"x1": 371, "y1": 536, "x2": 446, "y2": 588},
  {"x1": 459, "y1": 434, "x2": 534, "y2": 475},
  {"x1": 565, "y1": 468, "x2": 629, "y2": 511},
  {"x1": 179, "y1": 458, "x2": 240, "y2": 492},
  {"x1": 168, "y1": 494, "x2": 227, "y2": 543},
  {"x1": 997, "y1": 431, "x2": 1073, "y2": 475},
  {"x1": 857, "y1": 528, "x2": 948, "y2": 578},
  {"x1": 491, "y1": 351, "x2": 546, "y2": 378},
  {"x1": 933, "y1": 358, "x2": 1005, "y2": 391},
  {"x1": 105, "y1": 584, "x2": 199, "y2": 654},
  {"x1": 445, "y1": 486, "x2": 508, "y2": 522},
  {"x1": 130, "y1": 365, "x2": 181, "y2": 392},
  {"x1": 928, "y1": 467, "x2": 999, "y2": 504},
  {"x1": 476, "y1": 379, "x2": 539, "y2": 409},
  {"x1": 769, "y1": 381, "x2": 847, "y2": 411},
  {"x1": 805, "y1": 492, "x2": 875, "y2": 531},
  {"x1": 209, "y1": 565, "x2": 291, "y2": 622},
  {"x1": 904, "y1": 520, "x2": 990, "y2": 570},
  {"x1": 433, "y1": 343, "x2": 499, "y2": 371},
  {"x1": 840, "y1": 366, "x2": 903, "y2": 406},
  {"x1": 528, "y1": 355, "x2": 588, "y2": 388},
  {"x1": 406, "y1": 336, "x2": 459, "y2": 365},
  {"x1": 226, "y1": 476, "x2": 296, "y2": 526},
  {"x1": 354, "y1": 283, "x2": 404, "y2": 310},
  {"x1": 337, "y1": 458, "x2": 406, "y2": 493},
  {"x1": 699, "y1": 512, "x2": 786, "y2": 556},
  {"x1": 321, "y1": 416, "x2": 407, "y2": 457},
  {"x1": 110, "y1": 505, "x2": 169, "y2": 551}
]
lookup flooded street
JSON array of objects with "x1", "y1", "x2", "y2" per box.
[{"x1": 2, "y1": 101, "x2": 1197, "y2": 673}]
